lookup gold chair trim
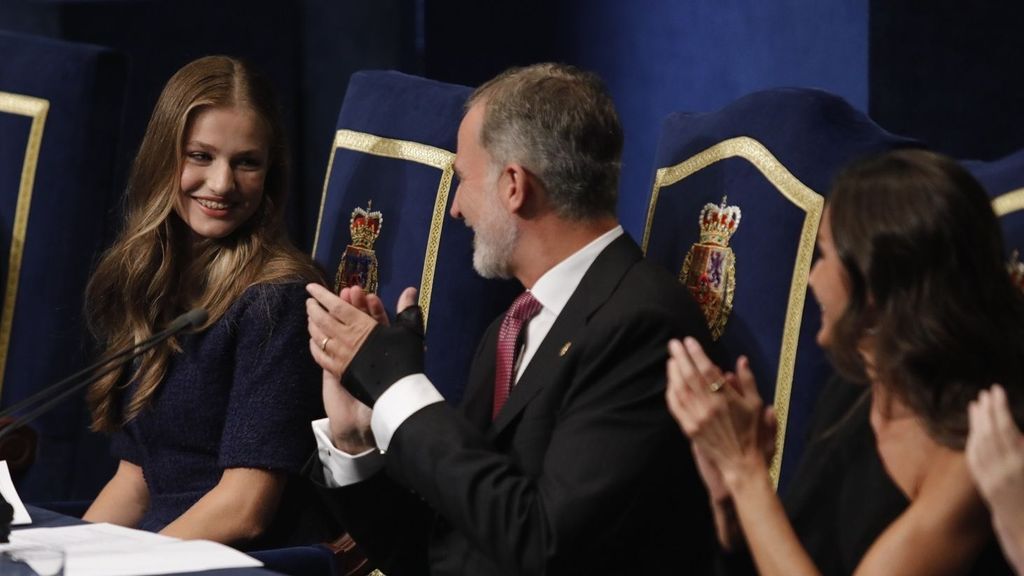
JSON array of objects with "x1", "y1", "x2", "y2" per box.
[
  {"x1": 312, "y1": 129, "x2": 456, "y2": 330},
  {"x1": 993, "y1": 187, "x2": 1024, "y2": 217},
  {"x1": 0, "y1": 92, "x2": 49, "y2": 399},
  {"x1": 642, "y1": 136, "x2": 824, "y2": 487}
]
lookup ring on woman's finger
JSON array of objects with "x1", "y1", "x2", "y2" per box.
[
  {"x1": 320, "y1": 336, "x2": 331, "y2": 352},
  {"x1": 708, "y1": 380, "x2": 724, "y2": 393}
]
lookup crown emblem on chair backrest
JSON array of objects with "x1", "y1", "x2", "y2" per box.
[
  {"x1": 680, "y1": 196, "x2": 742, "y2": 340},
  {"x1": 349, "y1": 201, "x2": 383, "y2": 249},
  {"x1": 698, "y1": 196, "x2": 742, "y2": 247},
  {"x1": 335, "y1": 201, "x2": 383, "y2": 293}
]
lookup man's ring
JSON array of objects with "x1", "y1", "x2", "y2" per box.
[
  {"x1": 708, "y1": 380, "x2": 724, "y2": 393},
  {"x1": 320, "y1": 337, "x2": 331, "y2": 352}
]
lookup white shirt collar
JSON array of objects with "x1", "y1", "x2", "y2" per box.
[{"x1": 527, "y1": 225, "x2": 624, "y2": 316}]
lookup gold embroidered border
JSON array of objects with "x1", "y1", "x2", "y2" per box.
[
  {"x1": 312, "y1": 129, "x2": 456, "y2": 330},
  {"x1": 0, "y1": 92, "x2": 49, "y2": 399},
  {"x1": 993, "y1": 188, "x2": 1024, "y2": 217},
  {"x1": 642, "y1": 136, "x2": 824, "y2": 487}
]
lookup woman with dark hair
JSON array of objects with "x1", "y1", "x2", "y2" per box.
[
  {"x1": 667, "y1": 149, "x2": 1024, "y2": 575},
  {"x1": 81, "y1": 56, "x2": 325, "y2": 547}
]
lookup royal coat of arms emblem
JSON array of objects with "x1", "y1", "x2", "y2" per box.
[
  {"x1": 335, "y1": 202, "x2": 382, "y2": 293},
  {"x1": 680, "y1": 196, "x2": 741, "y2": 340}
]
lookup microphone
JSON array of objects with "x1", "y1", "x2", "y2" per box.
[
  {"x1": 0, "y1": 308, "x2": 208, "y2": 441},
  {"x1": 165, "y1": 308, "x2": 209, "y2": 332},
  {"x1": 0, "y1": 308, "x2": 206, "y2": 541}
]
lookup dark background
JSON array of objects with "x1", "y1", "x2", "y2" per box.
[{"x1": 4, "y1": 0, "x2": 1021, "y2": 246}]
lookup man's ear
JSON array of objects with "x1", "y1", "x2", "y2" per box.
[{"x1": 499, "y1": 163, "x2": 532, "y2": 215}]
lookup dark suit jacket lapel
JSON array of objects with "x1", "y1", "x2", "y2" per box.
[
  {"x1": 459, "y1": 318, "x2": 502, "y2": 431},
  {"x1": 489, "y1": 234, "x2": 643, "y2": 438}
]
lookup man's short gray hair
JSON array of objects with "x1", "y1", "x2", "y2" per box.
[{"x1": 467, "y1": 63, "x2": 623, "y2": 221}]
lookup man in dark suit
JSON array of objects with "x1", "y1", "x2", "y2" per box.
[{"x1": 305, "y1": 63, "x2": 715, "y2": 575}]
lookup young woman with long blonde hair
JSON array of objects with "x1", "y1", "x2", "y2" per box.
[{"x1": 82, "y1": 55, "x2": 324, "y2": 547}]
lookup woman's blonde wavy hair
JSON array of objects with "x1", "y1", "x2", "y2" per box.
[{"x1": 85, "y1": 55, "x2": 321, "y2": 432}]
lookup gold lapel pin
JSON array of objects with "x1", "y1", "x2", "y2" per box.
[{"x1": 559, "y1": 341, "x2": 572, "y2": 357}]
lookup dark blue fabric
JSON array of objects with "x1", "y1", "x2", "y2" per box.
[
  {"x1": 313, "y1": 70, "x2": 519, "y2": 404},
  {"x1": 249, "y1": 546, "x2": 335, "y2": 576},
  {"x1": 31, "y1": 500, "x2": 90, "y2": 519},
  {"x1": 0, "y1": 31, "x2": 127, "y2": 501},
  {"x1": 335, "y1": 71, "x2": 469, "y2": 145},
  {"x1": 22, "y1": 505, "x2": 82, "y2": 529},
  {"x1": 111, "y1": 282, "x2": 322, "y2": 535},
  {"x1": 964, "y1": 147, "x2": 1024, "y2": 257},
  {"x1": 424, "y1": 2, "x2": 872, "y2": 237},
  {"x1": 642, "y1": 88, "x2": 918, "y2": 490}
]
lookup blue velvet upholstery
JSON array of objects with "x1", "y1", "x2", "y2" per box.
[
  {"x1": 249, "y1": 545, "x2": 336, "y2": 576},
  {"x1": 311, "y1": 70, "x2": 519, "y2": 404},
  {"x1": 641, "y1": 88, "x2": 916, "y2": 490},
  {"x1": 965, "y1": 148, "x2": 1024, "y2": 266},
  {"x1": 0, "y1": 32, "x2": 126, "y2": 501}
]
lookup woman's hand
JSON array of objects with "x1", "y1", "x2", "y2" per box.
[
  {"x1": 668, "y1": 338, "x2": 822, "y2": 576},
  {"x1": 665, "y1": 337, "x2": 768, "y2": 489},
  {"x1": 685, "y1": 405, "x2": 777, "y2": 505},
  {"x1": 966, "y1": 384, "x2": 1024, "y2": 571},
  {"x1": 967, "y1": 384, "x2": 1024, "y2": 510}
]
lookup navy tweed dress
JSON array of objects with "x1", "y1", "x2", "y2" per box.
[{"x1": 110, "y1": 281, "x2": 324, "y2": 539}]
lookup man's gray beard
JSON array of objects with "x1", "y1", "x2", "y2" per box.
[{"x1": 471, "y1": 218, "x2": 518, "y2": 280}]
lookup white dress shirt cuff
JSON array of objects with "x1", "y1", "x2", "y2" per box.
[
  {"x1": 312, "y1": 418, "x2": 385, "y2": 488},
  {"x1": 370, "y1": 373, "x2": 445, "y2": 452}
]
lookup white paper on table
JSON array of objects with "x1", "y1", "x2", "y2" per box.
[
  {"x1": 0, "y1": 460, "x2": 31, "y2": 525},
  {"x1": 9, "y1": 523, "x2": 263, "y2": 576}
]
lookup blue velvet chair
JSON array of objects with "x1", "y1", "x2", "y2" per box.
[
  {"x1": 249, "y1": 546, "x2": 337, "y2": 576},
  {"x1": 965, "y1": 148, "x2": 1024, "y2": 282},
  {"x1": 0, "y1": 32, "x2": 126, "y2": 502},
  {"x1": 641, "y1": 88, "x2": 915, "y2": 490},
  {"x1": 257, "y1": 70, "x2": 519, "y2": 576},
  {"x1": 311, "y1": 70, "x2": 519, "y2": 404}
]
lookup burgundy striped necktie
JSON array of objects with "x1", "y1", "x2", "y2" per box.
[{"x1": 492, "y1": 291, "x2": 542, "y2": 420}]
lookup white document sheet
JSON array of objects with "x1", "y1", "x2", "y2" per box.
[
  {"x1": 8, "y1": 523, "x2": 263, "y2": 576},
  {"x1": 0, "y1": 460, "x2": 31, "y2": 525}
]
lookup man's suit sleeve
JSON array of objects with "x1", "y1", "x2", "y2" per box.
[
  {"x1": 305, "y1": 319, "x2": 504, "y2": 576},
  {"x1": 307, "y1": 460, "x2": 433, "y2": 576},
  {"x1": 383, "y1": 299, "x2": 710, "y2": 574}
]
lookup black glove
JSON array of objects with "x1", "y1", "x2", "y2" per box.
[
  {"x1": 395, "y1": 304, "x2": 425, "y2": 336},
  {"x1": 341, "y1": 305, "x2": 425, "y2": 407}
]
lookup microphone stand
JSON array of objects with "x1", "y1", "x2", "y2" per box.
[{"x1": 0, "y1": 308, "x2": 207, "y2": 541}]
